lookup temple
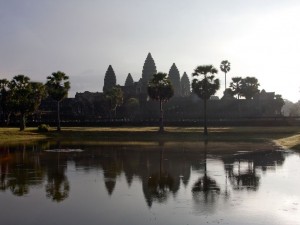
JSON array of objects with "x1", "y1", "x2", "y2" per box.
[{"x1": 36, "y1": 52, "x2": 284, "y2": 125}]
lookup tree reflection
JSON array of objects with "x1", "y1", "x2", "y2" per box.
[
  {"x1": 192, "y1": 140, "x2": 220, "y2": 209},
  {"x1": 45, "y1": 167, "x2": 69, "y2": 202},
  {"x1": 45, "y1": 143, "x2": 70, "y2": 202},
  {"x1": 0, "y1": 144, "x2": 44, "y2": 196},
  {"x1": 143, "y1": 142, "x2": 178, "y2": 207},
  {"x1": 146, "y1": 145, "x2": 174, "y2": 206},
  {"x1": 0, "y1": 140, "x2": 290, "y2": 207}
]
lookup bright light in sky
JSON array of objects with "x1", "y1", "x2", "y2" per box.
[{"x1": 1, "y1": 0, "x2": 300, "y2": 102}]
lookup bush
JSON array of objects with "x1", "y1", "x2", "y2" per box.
[{"x1": 38, "y1": 124, "x2": 50, "y2": 132}]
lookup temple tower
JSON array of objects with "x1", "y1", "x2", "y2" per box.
[
  {"x1": 103, "y1": 65, "x2": 116, "y2": 93},
  {"x1": 181, "y1": 72, "x2": 191, "y2": 97},
  {"x1": 125, "y1": 73, "x2": 134, "y2": 86},
  {"x1": 168, "y1": 63, "x2": 181, "y2": 96},
  {"x1": 141, "y1": 53, "x2": 157, "y2": 93}
]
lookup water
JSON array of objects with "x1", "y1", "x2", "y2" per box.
[{"x1": 0, "y1": 141, "x2": 299, "y2": 225}]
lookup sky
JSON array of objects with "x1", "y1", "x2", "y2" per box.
[{"x1": 1, "y1": 0, "x2": 300, "y2": 102}]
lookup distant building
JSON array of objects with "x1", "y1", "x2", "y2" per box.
[
  {"x1": 34, "y1": 53, "x2": 284, "y2": 124},
  {"x1": 168, "y1": 63, "x2": 181, "y2": 96},
  {"x1": 141, "y1": 53, "x2": 157, "y2": 93},
  {"x1": 103, "y1": 65, "x2": 116, "y2": 93}
]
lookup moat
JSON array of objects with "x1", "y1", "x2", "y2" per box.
[{"x1": 0, "y1": 141, "x2": 299, "y2": 225}]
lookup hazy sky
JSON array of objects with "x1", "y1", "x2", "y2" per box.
[{"x1": 1, "y1": 0, "x2": 300, "y2": 102}]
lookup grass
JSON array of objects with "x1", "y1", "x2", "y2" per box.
[{"x1": 1, "y1": 126, "x2": 300, "y2": 150}]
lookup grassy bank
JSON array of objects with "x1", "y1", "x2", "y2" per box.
[{"x1": 1, "y1": 126, "x2": 300, "y2": 150}]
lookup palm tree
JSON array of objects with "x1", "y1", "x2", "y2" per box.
[
  {"x1": 46, "y1": 71, "x2": 70, "y2": 131},
  {"x1": 229, "y1": 77, "x2": 242, "y2": 99},
  {"x1": 148, "y1": 72, "x2": 174, "y2": 132},
  {"x1": 105, "y1": 86, "x2": 124, "y2": 118},
  {"x1": 220, "y1": 60, "x2": 231, "y2": 91},
  {"x1": 239, "y1": 77, "x2": 260, "y2": 99},
  {"x1": 192, "y1": 65, "x2": 220, "y2": 136}
]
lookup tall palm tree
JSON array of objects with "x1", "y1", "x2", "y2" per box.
[
  {"x1": 148, "y1": 72, "x2": 174, "y2": 132},
  {"x1": 220, "y1": 60, "x2": 231, "y2": 91},
  {"x1": 192, "y1": 65, "x2": 220, "y2": 136},
  {"x1": 229, "y1": 77, "x2": 242, "y2": 99},
  {"x1": 46, "y1": 71, "x2": 70, "y2": 131}
]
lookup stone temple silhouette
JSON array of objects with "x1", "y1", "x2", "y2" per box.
[
  {"x1": 37, "y1": 52, "x2": 284, "y2": 124},
  {"x1": 141, "y1": 53, "x2": 157, "y2": 93}
]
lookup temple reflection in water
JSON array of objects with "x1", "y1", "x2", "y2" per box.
[{"x1": 0, "y1": 141, "x2": 289, "y2": 206}]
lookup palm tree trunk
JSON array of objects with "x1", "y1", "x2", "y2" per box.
[
  {"x1": 6, "y1": 112, "x2": 11, "y2": 126},
  {"x1": 159, "y1": 99, "x2": 164, "y2": 132},
  {"x1": 20, "y1": 113, "x2": 26, "y2": 131},
  {"x1": 225, "y1": 72, "x2": 227, "y2": 91},
  {"x1": 204, "y1": 99, "x2": 208, "y2": 136},
  {"x1": 57, "y1": 101, "x2": 61, "y2": 131}
]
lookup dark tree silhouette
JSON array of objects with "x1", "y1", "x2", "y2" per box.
[
  {"x1": 168, "y1": 63, "x2": 181, "y2": 96},
  {"x1": 181, "y1": 72, "x2": 191, "y2": 97},
  {"x1": 105, "y1": 86, "x2": 124, "y2": 118},
  {"x1": 148, "y1": 72, "x2": 174, "y2": 132},
  {"x1": 9, "y1": 75, "x2": 46, "y2": 131},
  {"x1": 240, "y1": 77, "x2": 260, "y2": 99},
  {"x1": 229, "y1": 77, "x2": 242, "y2": 99},
  {"x1": 125, "y1": 97, "x2": 139, "y2": 119},
  {"x1": 46, "y1": 71, "x2": 70, "y2": 131},
  {"x1": 124, "y1": 73, "x2": 134, "y2": 86},
  {"x1": 0, "y1": 79, "x2": 12, "y2": 124},
  {"x1": 220, "y1": 60, "x2": 231, "y2": 91},
  {"x1": 192, "y1": 65, "x2": 220, "y2": 136},
  {"x1": 103, "y1": 65, "x2": 117, "y2": 93}
]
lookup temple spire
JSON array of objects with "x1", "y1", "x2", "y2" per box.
[
  {"x1": 103, "y1": 65, "x2": 116, "y2": 93},
  {"x1": 141, "y1": 52, "x2": 157, "y2": 93},
  {"x1": 168, "y1": 63, "x2": 181, "y2": 96},
  {"x1": 181, "y1": 72, "x2": 191, "y2": 97}
]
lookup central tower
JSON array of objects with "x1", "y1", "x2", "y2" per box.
[{"x1": 141, "y1": 52, "x2": 157, "y2": 93}]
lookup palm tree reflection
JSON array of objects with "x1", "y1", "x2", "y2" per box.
[
  {"x1": 45, "y1": 143, "x2": 70, "y2": 202},
  {"x1": 144, "y1": 142, "x2": 177, "y2": 207},
  {"x1": 192, "y1": 140, "x2": 220, "y2": 207}
]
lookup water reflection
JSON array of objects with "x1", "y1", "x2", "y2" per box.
[
  {"x1": 223, "y1": 150, "x2": 285, "y2": 191},
  {"x1": 192, "y1": 141, "x2": 220, "y2": 209},
  {"x1": 0, "y1": 141, "x2": 291, "y2": 207},
  {"x1": 143, "y1": 142, "x2": 178, "y2": 207}
]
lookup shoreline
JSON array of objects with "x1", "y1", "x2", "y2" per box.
[{"x1": 0, "y1": 126, "x2": 299, "y2": 151}]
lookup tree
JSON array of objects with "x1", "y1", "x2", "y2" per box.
[
  {"x1": 220, "y1": 60, "x2": 231, "y2": 91},
  {"x1": 105, "y1": 86, "x2": 123, "y2": 118},
  {"x1": 125, "y1": 97, "x2": 139, "y2": 119},
  {"x1": 239, "y1": 77, "x2": 260, "y2": 99},
  {"x1": 229, "y1": 77, "x2": 242, "y2": 99},
  {"x1": 148, "y1": 72, "x2": 174, "y2": 132},
  {"x1": 181, "y1": 72, "x2": 191, "y2": 97},
  {"x1": 0, "y1": 79, "x2": 12, "y2": 124},
  {"x1": 192, "y1": 65, "x2": 220, "y2": 136},
  {"x1": 9, "y1": 75, "x2": 46, "y2": 131},
  {"x1": 46, "y1": 71, "x2": 70, "y2": 131},
  {"x1": 124, "y1": 73, "x2": 134, "y2": 86}
]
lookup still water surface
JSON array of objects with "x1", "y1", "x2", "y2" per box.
[{"x1": 0, "y1": 141, "x2": 299, "y2": 225}]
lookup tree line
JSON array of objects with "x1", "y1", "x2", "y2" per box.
[
  {"x1": 0, "y1": 71, "x2": 70, "y2": 131},
  {"x1": 0, "y1": 60, "x2": 283, "y2": 134},
  {"x1": 147, "y1": 61, "x2": 283, "y2": 135}
]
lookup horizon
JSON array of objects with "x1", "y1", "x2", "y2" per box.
[{"x1": 1, "y1": 0, "x2": 300, "y2": 102}]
